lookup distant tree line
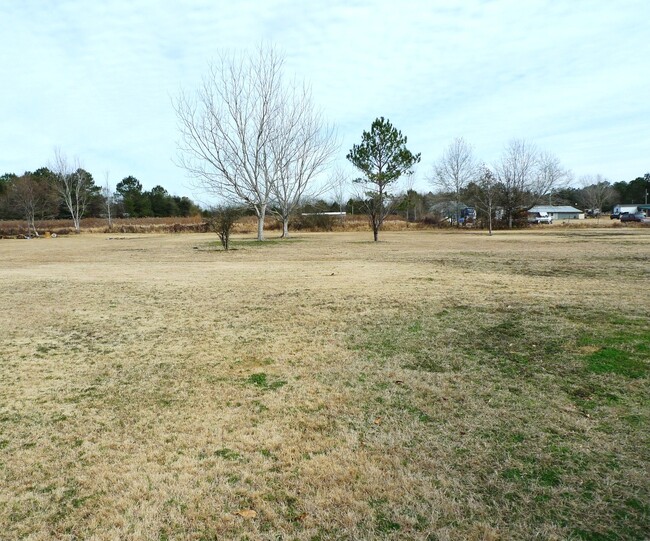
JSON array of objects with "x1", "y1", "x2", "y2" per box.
[
  {"x1": 0, "y1": 164, "x2": 201, "y2": 234},
  {"x1": 113, "y1": 176, "x2": 200, "y2": 218},
  {"x1": 296, "y1": 172, "x2": 648, "y2": 224}
]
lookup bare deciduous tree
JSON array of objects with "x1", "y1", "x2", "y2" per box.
[
  {"x1": 328, "y1": 166, "x2": 349, "y2": 219},
  {"x1": 269, "y1": 84, "x2": 338, "y2": 238},
  {"x1": 579, "y1": 174, "x2": 617, "y2": 218},
  {"x1": 494, "y1": 139, "x2": 539, "y2": 228},
  {"x1": 176, "y1": 46, "x2": 333, "y2": 241},
  {"x1": 431, "y1": 137, "x2": 478, "y2": 227},
  {"x1": 103, "y1": 171, "x2": 113, "y2": 229},
  {"x1": 8, "y1": 174, "x2": 57, "y2": 236},
  {"x1": 534, "y1": 151, "x2": 572, "y2": 204},
  {"x1": 469, "y1": 165, "x2": 499, "y2": 235},
  {"x1": 494, "y1": 141, "x2": 572, "y2": 227},
  {"x1": 51, "y1": 149, "x2": 94, "y2": 233},
  {"x1": 175, "y1": 46, "x2": 283, "y2": 241}
]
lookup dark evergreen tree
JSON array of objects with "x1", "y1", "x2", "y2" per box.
[{"x1": 347, "y1": 117, "x2": 420, "y2": 241}]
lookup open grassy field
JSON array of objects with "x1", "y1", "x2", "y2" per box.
[{"x1": 1, "y1": 229, "x2": 648, "y2": 540}]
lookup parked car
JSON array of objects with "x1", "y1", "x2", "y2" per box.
[
  {"x1": 620, "y1": 212, "x2": 646, "y2": 223},
  {"x1": 528, "y1": 211, "x2": 553, "y2": 224}
]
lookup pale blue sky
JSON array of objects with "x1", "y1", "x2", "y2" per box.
[{"x1": 1, "y1": 0, "x2": 648, "y2": 199}]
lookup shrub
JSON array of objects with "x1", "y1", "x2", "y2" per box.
[
  {"x1": 290, "y1": 214, "x2": 334, "y2": 232},
  {"x1": 206, "y1": 206, "x2": 243, "y2": 250}
]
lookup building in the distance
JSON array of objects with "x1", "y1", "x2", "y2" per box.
[{"x1": 528, "y1": 205, "x2": 584, "y2": 221}]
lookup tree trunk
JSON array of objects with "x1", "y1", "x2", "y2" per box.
[
  {"x1": 256, "y1": 204, "x2": 266, "y2": 241},
  {"x1": 107, "y1": 198, "x2": 112, "y2": 229},
  {"x1": 29, "y1": 216, "x2": 38, "y2": 237},
  {"x1": 373, "y1": 225, "x2": 379, "y2": 242},
  {"x1": 281, "y1": 218, "x2": 289, "y2": 238}
]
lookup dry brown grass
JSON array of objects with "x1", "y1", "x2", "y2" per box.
[
  {"x1": 0, "y1": 229, "x2": 648, "y2": 540},
  {"x1": 3, "y1": 214, "x2": 639, "y2": 238},
  {"x1": 0, "y1": 214, "x2": 422, "y2": 237},
  {"x1": 0, "y1": 216, "x2": 206, "y2": 237}
]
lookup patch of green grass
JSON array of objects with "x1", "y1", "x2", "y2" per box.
[
  {"x1": 36, "y1": 344, "x2": 56, "y2": 354},
  {"x1": 400, "y1": 403, "x2": 433, "y2": 424},
  {"x1": 245, "y1": 372, "x2": 287, "y2": 390},
  {"x1": 351, "y1": 303, "x2": 649, "y2": 539},
  {"x1": 586, "y1": 348, "x2": 647, "y2": 378},
  {"x1": 622, "y1": 414, "x2": 644, "y2": 427},
  {"x1": 247, "y1": 373, "x2": 268, "y2": 386},
  {"x1": 369, "y1": 499, "x2": 401, "y2": 533},
  {"x1": 501, "y1": 463, "x2": 561, "y2": 488},
  {"x1": 259, "y1": 449, "x2": 277, "y2": 460},
  {"x1": 354, "y1": 305, "x2": 574, "y2": 377},
  {"x1": 502, "y1": 468, "x2": 523, "y2": 481},
  {"x1": 572, "y1": 528, "x2": 618, "y2": 541},
  {"x1": 407, "y1": 321, "x2": 422, "y2": 333},
  {"x1": 226, "y1": 474, "x2": 240, "y2": 485},
  {"x1": 536, "y1": 466, "x2": 562, "y2": 487},
  {"x1": 214, "y1": 448, "x2": 241, "y2": 461},
  {"x1": 251, "y1": 400, "x2": 268, "y2": 413},
  {"x1": 375, "y1": 510, "x2": 401, "y2": 533},
  {"x1": 577, "y1": 320, "x2": 649, "y2": 378},
  {"x1": 568, "y1": 382, "x2": 621, "y2": 410},
  {"x1": 625, "y1": 497, "x2": 648, "y2": 514}
]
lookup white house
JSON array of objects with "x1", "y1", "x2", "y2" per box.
[{"x1": 528, "y1": 205, "x2": 584, "y2": 221}]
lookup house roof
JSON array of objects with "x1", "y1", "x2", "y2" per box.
[{"x1": 529, "y1": 205, "x2": 582, "y2": 213}]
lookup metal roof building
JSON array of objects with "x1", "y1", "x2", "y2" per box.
[{"x1": 528, "y1": 206, "x2": 584, "y2": 220}]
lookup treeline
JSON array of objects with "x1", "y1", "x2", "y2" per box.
[
  {"x1": 540, "y1": 174, "x2": 648, "y2": 210},
  {"x1": 112, "y1": 176, "x2": 200, "y2": 218},
  {"x1": 1, "y1": 162, "x2": 646, "y2": 236},
  {"x1": 0, "y1": 167, "x2": 201, "y2": 234},
  {"x1": 303, "y1": 173, "x2": 648, "y2": 220}
]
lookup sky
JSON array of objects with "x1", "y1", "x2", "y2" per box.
[{"x1": 1, "y1": 0, "x2": 649, "y2": 201}]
